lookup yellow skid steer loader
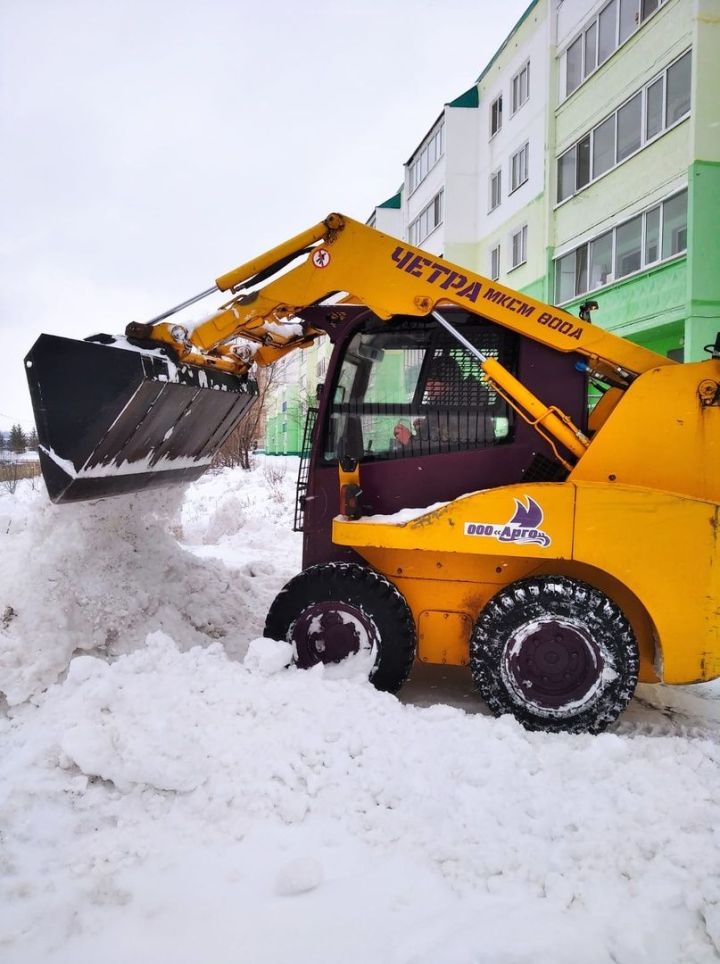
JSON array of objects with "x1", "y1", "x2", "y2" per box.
[{"x1": 25, "y1": 214, "x2": 720, "y2": 732}]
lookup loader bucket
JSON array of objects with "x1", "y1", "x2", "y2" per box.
[{"x1": 25, "y1": 334, "x2": 257, "y2": 504}]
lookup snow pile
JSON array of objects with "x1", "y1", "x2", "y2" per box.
[
  {"x1": 3, "y1": 634, "x2": 720, "y2": 963},
  {"x1": 2, "y1": 461, "x2": 720, "y2": 963},
  {"x1": 179, "y1": 456, "x2": 296, "y2": 545},
  {"x1": 0, "y1": 461, "x2": 300, "y2": 704}
]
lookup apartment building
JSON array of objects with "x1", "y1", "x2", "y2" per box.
[
  {"x1": 452, "y1": 0, "x2": 552, "y2": 302},
  {"x1": 553, "y1": 0, "x2": 719, "y2": 358},
  {"x1": 266, "y1": 0, "x2": 719, "y2": 452},
  {"x1": 370, "y1": 0, "x2": 719, "y2": 360},
  {"x1": 264, "y1": 348, "x2": 328, "y2": 455}
]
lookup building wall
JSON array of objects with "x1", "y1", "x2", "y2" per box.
[
  {"x1": 551, "y1": 0, "x2": 719, "y2": 358},
  {"x1": 264, "y1": 342, "x2": 331, "y2": 455},
  {"x1": 443, "y1": 105, "x2": 482, "y2": 249},
  {"x1": 685, "y1": 0, "x2": 720, "y2": 355},
  {"x1": 267, "y1": 0, "x2": 720, "y2": 451},
  {"x1": 404, "y1": 116, "x2": 447, "y2": 256},
  {"x1": 371, "y1": 0, "x2": 718, "y2": 361},
  {"x1": 692, "y1": 0, "x2": 720, "y2": 161},
  {"x1": 559, "y1": 255, "x2": 687, "y2": 340},
  {"x1": 472, "y1": 0, "x2": 550, "y2": 289},
  {"x1": 555, "y1": 0, "x2": 694, "y2": 246},
  {"x1": 372, "y1": 205, "x2": 403, "y2": 239},
  {"x1": 686, "y1": 159, "x2": 720, "y2": 356}
]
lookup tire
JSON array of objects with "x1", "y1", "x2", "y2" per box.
[
  {"x1": 264, "y1": 563, "x2": 416, "y2": 693},
  {"x1": 470, "y1": 575, "x2": 639, "y2": 734}
]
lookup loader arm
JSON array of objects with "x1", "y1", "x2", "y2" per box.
[
  {"x1": 134, "y1": 213, "x2": 671, "y2": 389},
  {"x1": 25, "y1": 212, "x2": 673, "y2": 503}
]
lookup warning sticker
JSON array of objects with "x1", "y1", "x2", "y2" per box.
[{"x1": 312, "y1": 248, "x2": 331, "y2": 268}]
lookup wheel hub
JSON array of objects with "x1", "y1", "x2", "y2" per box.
[
  {"x1": 291, "y1": 601, "x2": 378, "y2": 669},
  {"x1": 503, "y1": 617, "x2": 604, "y2": 714}
]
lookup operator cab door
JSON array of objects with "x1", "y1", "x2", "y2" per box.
[
  {"x1": 302, "y1": 311, "x2": 587, "y2": 568},
  {"x1": 327, "y1": 316, "x2": 513, "y2": 463}
]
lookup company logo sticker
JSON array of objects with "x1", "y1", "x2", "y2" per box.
[
  {"x1": 312, "y1": 248, "x2": 331, "y2": 268},
  {"x1": 464, "y1": 496, "x2": 551, "y2": 548}
]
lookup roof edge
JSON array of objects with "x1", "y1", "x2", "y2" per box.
[
  {"x1": 476, "y1": 0, "x2": 541, "y2": 85},
  {"x1": 446, "y1": 85, "x2": 479, "y2": 109}
]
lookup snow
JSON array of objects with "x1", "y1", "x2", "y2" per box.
[
  {"x1": 262, "y1": 320, "x2": 305, "y2": 339},
  {"x1": 39, "y1": 443, "x2": 213, "y2": 479},
  {"x1": 1, "y1": 459, "x2": 720, "y2": 963},
  {"x1": 353, "y1": 498, "x2": 452, "y2": 525}
]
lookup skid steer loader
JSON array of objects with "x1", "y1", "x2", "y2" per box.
[{"x1": 25, "y1": 214, "x2": 720, "y2": 733}]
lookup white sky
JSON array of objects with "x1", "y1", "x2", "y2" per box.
[{"x1": 1, "y1": 0, "x2": 531, "y2": 429}]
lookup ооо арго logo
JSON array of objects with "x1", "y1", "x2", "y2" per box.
[{"x1": 464, "y1": 496, "x2": 551, "y2": 549}]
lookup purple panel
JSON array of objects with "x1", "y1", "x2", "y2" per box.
[{"x1": 301, "y1": 310, "x2": 588, "y2": 569}]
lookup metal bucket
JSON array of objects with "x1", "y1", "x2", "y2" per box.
[{"x1": 25, "y1": 334, "x2": 257, "y2": 503}]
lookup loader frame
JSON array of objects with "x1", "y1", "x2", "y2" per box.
[{"x1": 25, "y1": 213, "x2": 720, "y2": 731}]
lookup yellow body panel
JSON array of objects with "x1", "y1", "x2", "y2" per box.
[
  {"x1": 572, "y1": 484, "x2": 720, "y2": 683},
  {"x1": 417, "y1": 611, "x2": 473, "y2": 665},
  {"x1": 571, "y1": 361, "x2": 720, "y2": 503},
  {"x1": 333, "y1": 479, "x2": 720, "y2": 685},
  {"x1": 334, "y1": 484, "x2": 576, "y2": 560},
  {"x1": 334, "y1": 484, "x2": 571, "y2": 670}
]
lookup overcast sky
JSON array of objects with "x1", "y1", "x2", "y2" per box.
[{"x1": 1, "y1": 0, "x2": 531, "y2": 429}]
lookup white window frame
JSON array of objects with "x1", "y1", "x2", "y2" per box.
[
  {"x1": 489, "y1": 168, "x2": 502, "y2": 211},
  {"x1": 408, "y1": 121, "x2": 444, "y2": 195},
  {"x1": 490, "y1": 94, "x2": 503, "y2": 137},
  {"x1": 561, "y1": 0, "x2": 669, "y2": 102},
  {"x1": 510, "y1": 225, "x2": 528, "y2": 270},
  {"x1": 408, "y1": 190, "x2": 444, "y2": 246},
  {"x1": 556, "y1": 50, "x2": 691, "y2": 205},
  {"x1": 510, "y1": 142, "x2": 529, "y2": 194},
  {"x1": 511, "y1": 61, "x2": 530, "y2": 114},
  {"x1": 490, "y1": 244, "x2": 501, "y2": 281},
  {"x1": 553, "y1": 188, "x2": 688, "y2": 304}
]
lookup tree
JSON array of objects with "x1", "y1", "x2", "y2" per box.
[
  {"x1": 9, "y1": 424, "x2": 26, "y2": 454},
  {"x1": 28, "y1": 428, "x2": 39, "y2": 451},
  {"x1": 214, "y1": 360, "x2": 287, "y2": 471}
]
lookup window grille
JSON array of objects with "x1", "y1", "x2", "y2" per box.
[{"x1": 323, "y1": 318, "x2": 517, "y2": 464}]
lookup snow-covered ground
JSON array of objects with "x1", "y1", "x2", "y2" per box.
[{"x1": 1, "y1": 459, "x2": 720, "y2": 964}]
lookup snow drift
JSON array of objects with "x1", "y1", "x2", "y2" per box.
[
  {"x1": 2, "y1": 462, "x2": 720, "y2": 963},
  {"x1": 0, "y1": 463, "x2": 297, "y2": 705}
]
